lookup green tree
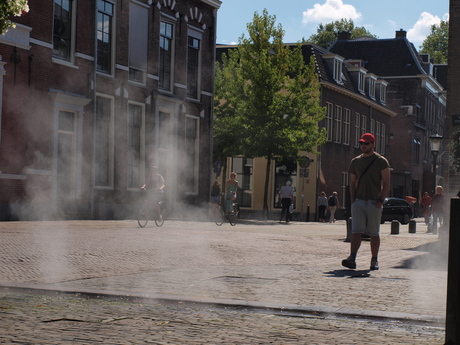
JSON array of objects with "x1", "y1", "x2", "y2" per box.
[
  {"x1": 306, "y1": 19, "x2": 377, "y2": 49},
  {"x1": 420, "y1": 20, "x2": 448, "y2": 64},
  {"x1": 0, "y1": 0, "x2": 29, "y2": 35},
  {"x1": 214, "y1": 9, "x2": 326, "y2": 216}
]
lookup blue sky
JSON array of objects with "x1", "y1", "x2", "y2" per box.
[{"x1": 216, "y1": 0, "x2": 449, "y2": 48}]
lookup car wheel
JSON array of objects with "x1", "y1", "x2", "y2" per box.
[{"x1": 401, "y1": 213, "x2": 410, "y2": 225}]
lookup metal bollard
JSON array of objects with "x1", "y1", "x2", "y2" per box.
[
  {"x1": 391, "y1": 220, "x2": 400, "y2": 234},
  {"x1": 408, "y1": 219, "x2": 416, "y2": 233}
]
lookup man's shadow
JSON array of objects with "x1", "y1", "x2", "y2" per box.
[{"x1": 324, "y1": 270, "x2": 372, "y2": 278}]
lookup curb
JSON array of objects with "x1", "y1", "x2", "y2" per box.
[{"x1": 0, "y1": 284, "x2": 445, "y2": 327}]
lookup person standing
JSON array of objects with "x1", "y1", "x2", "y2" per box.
[
  {"x1": 342, "y1": 133, "x2": 390, "y2": 271},
  {"x1": 421, "y1": 192, "x2": 432, "y2": 225},
  {"x1": 317, "y1": 191, "x2": 328, "y2": 222},
  {"x1": 431, "y1": 186, "x2": 445, "y2": 233},
  {"x1": 327, "y1": 191, "x2": 340, "y2": 223},
  {"x1": 279, "y1": 181, "x2": 294, "y2": 223}
]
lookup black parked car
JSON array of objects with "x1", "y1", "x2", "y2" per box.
[{"x1": 381, "y1": 197, "x2": 413, "y2": 224}]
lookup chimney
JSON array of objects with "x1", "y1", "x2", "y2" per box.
[
  {"x1": 395, "y1": 29, "x2": 407, "y2": 38},
  {"x1": 337, "y1": 31, "x2": 352, "y2": 40}
]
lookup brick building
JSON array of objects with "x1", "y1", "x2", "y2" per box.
[
  {"x1": 330, "y1": 30, "x2": 447, "y2": 201},
  {"x1": 0, "y1": 0, "x2": 221, "y2": 220}
]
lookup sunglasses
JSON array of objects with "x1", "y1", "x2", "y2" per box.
[{"x1": 359, "y1": 142, "x2": 372, "y2": 146}]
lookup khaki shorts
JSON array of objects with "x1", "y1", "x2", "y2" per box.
[{"x1": 351, "y1": 199, "x2": 383, "y2": 236}]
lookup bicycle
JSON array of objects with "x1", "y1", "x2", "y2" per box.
[
  {"x1": 213, "y1": 197, "x2": 239, "y2": 226},
  {"x1": 138, "y1": 188, "x2": 166, "y2": 228}
]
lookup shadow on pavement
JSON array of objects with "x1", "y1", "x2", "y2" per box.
[{"x1": 324, "y1": 270, "x2": 371, "y2": 278}]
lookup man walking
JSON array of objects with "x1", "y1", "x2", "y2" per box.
[
  {"x1": 342, "y1": 133, "x2": 390, "y2": 271},
  {"x1": 327, "y1": 191, "x2": 340, "y2": 223},
  {"x1": 279, "y1": 181, "x2": 294, "y2": 223}
]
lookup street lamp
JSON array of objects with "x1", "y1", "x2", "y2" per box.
[{"x1": 429, "y1": 133, "x2": 444, "y2": 195}]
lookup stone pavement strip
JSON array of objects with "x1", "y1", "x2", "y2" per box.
[{"x1": 0, "y1": 219, "x2": 448, "y2": 344}]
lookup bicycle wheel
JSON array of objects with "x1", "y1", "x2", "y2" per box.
[
  {"x1": 228, "y1": 212, "x2": 237, "y2": 226},
  {"x1": 155, "y1": 202, "x2": 165, "y2": 227},
  {"x1": 137, "y1": 206, "x2": 149, "y2": 228},
  {"x1": 214, "y1": 205, "x2": 225, "y2": 226},
  {"x1": 155, "y1": 213, "x2": 164, "y2": 227}
]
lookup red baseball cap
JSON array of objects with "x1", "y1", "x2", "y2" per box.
[{"x1": 358, "y1": 133, "x2": 375, "y2": 143}]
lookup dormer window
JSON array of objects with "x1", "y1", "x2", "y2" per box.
[
  {"x1": 366, "y1": 74, "x2": 377, "y2": 100},
  {"x1": 376, "y1": 80, "x2": 388, "y2": 104},
  {"x1": 333, "y1": 58, "x2": 343, "y2": 83},
  {"x1": 358, "y1": 71, "x2": 365, "y2": 93},
  {"x1": 344, "y1": 63, "x2": 367, "y2": 94},
  {"x1": 323, "y1": 54, "x2": 344, "y2": 84}
]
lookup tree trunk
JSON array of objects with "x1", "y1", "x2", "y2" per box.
[{"x1": 263, "y1": 157, "x2": 272, "y2": 218}]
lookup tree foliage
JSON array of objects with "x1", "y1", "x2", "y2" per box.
[
  {"x1": 306, "y1": 19, "x2": 377, "y2": 49},
  {"x1": 214, "y1": 9, "x2": 326, "y2": 215},
  {"x1": 0, "y1": 0, "x2": 29, "y2": 35},
  {"x1": 420, "y1": 20, "x2": 448, "y2": 64}
]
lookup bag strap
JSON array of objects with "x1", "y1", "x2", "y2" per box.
[{"x1": 357, "y1": 155, "x2": 379, "y2": 190}]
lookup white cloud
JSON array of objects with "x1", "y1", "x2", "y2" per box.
[
  {"x1": 407, "y1": 12, "x2": 441, "y2": 46},
  {"x1": 302, "y1": 0, "x2": 362, "y2": 24}
]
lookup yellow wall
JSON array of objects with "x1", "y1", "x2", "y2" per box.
[{"x1": 222, "y1": 153, "x2": 319, "y2": 215}]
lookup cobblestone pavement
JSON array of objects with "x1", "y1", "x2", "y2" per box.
[
  {"x1": 0, "y1": 290, "x2": 444, "y2": 344},
  {"x1": 0, "y1": 219, "x2": 448, "y2": 343}
]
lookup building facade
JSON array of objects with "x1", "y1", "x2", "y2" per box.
[
  {"x1": 0, "y1": 0, "x2": 221, "y2": 220},
  {"x1": 330, "y1": 30, "x2": 447, "y2": 202}
]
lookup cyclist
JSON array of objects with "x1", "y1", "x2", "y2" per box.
[
  {"x1": 141, "y1": 166, "x2": 165, "y2": 220},
  {"x1": 225, "y1": 172, "x2": 238, "y2": 214}
]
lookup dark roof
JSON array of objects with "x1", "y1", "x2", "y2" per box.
[
  {"x1": 433, "y1": 64, "x2": 448, "y2": 89},
  {"x1": 215, "y1": 42, "x2": 384, "y2": 105},
  {"x1": 329, "y1": 37, "x2": 427, "y2": 77},
  {"x1": 299, "y1": 43, "x2": 357, "y2": 94}
]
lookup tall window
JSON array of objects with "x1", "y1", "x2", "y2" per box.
[
  {"x1": 129, "y1": 2, "x2": 148, "y2": 83},
  {"x1": 57, "y1": 111, "x2": 77, "y2": 200},
  {"x1": 325, "y1": 102, "x2": 333, "y2": 142},
  {"x1": 354, "y1": 112, "x2": 360, "y2": 148},
  {"x1": 128, "y1": 103, "x2": 144, "y2": 188},
  {"x1": 343, "y1": 108, "x2": 350, "y2": 145},
  {"x1": 380, "y1": 123, "x2": 386, "y2": 155},
  {"x1": 187, "y1": 33, "x2": 201, "y2": 99},
  {"x1": 53, "y1": 0, "x2": 73, "y2": 60},
  {"x1": 95, "y1": 96, "x2": 114, "y2": 187},
  {"x1": 361, "y1": 114, "x2": 367, "y2": 136},
  {"x1": 333, "y1": 58, "x2": 342, "y2": 83},
  {"x1": 368, "y1": 76, "x2": 376, "y2": 99},
  {"x1": 97, "y1": 0, "x2": 114, "y2": 73},
  {"x1": 159, "y1": 21, "x2": 174, "y2": 91},
  {"x1": 358, "y1": 71, "x2": 365, "y2": 93},
  {"x1": 185, "y1": 116, "x2": 199, "y2": 193},
  {"x1": 157, "y1": 111, "x2": 172, "y2": 183},
  {"x1": 334, "y1": 105, "x2": 342, "y2": 143}
]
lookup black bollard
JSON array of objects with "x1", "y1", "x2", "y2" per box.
[
  {"x1": 445, "y1": 198, "x2": 460, "y2": 344},
  {"x1": 408, "y1": 219, "x2": 416, "y2": 233},
  {"x1": 391, "y1": 220, "x2": 399, "y2": 234},
  {"x1": 306, "y1": 205, "x2": 310, "y2": 222}
]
